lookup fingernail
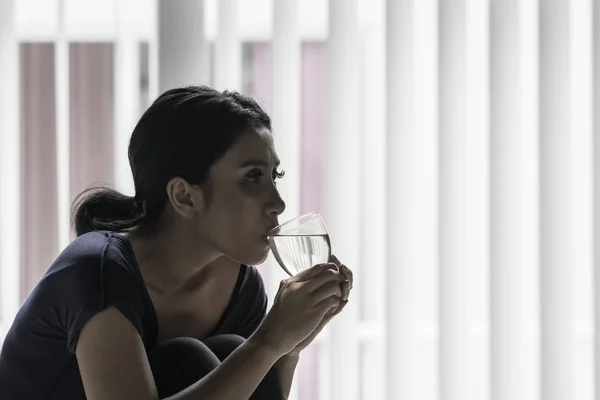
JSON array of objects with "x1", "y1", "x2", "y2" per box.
[{"x1": 334, "y1": 300, "x2": 348, "y2": 314}]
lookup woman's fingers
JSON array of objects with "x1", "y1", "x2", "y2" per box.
[
  {"x1": 339, "y1": 279, "x2": 350, "y2": 301},
  {"x1": 293, "y1": 262, "x2": 337, "y2": 282},
  {"x1": 329, "y1": 254, "x2": 341, "y2": 267},
  {"x1": 332, "y1": 299, "x2": 348, "y2": 316},
  {"x1": 312, "y1": 280, "x2": 343, "y2": 305},
  {"x1": 303, "y1": 267, "x2": 345, "y2": 292},
  {"x1": 330, "y1": 254, "x2": 353, "y2": 291},
  {"x1": 314, "y1": 294, "x2": 343, "y2": 316},
  {"x1": 291, "y1": 256, "x2": 351, "y2": 307},
  {"x1": 340, "y1": 264, "x2": 353, "y2": 291}
]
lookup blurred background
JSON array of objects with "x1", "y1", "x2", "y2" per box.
[{"x1": 0, "y1": 0, "x2": 599, "y2": 399}]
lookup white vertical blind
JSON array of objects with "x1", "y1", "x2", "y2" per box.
[
  {"x1": 157, "y1": 0, "x2": 209, "y2": 93},
  {"x1": 272, "y1": 0, "x2": 301, "y2": 225},
  {"x1": 490, "y1": 1, "x2": 540, "y2": 399},
  {"x1": 410, "y1": 0, "x2": 439, "y2": 395},
  {"x1": 439, "y1": 1, "x2": 490, "y2": 400},
  {"x1": 325, "y1": 1, "x2": 360, "y2": 400},
  {"x1": 0, "y1": 0, "x2": 20, "y2": 340},
  {"x1": 63, "y1": 0, "x2": 115, "y2": 38},
  {"x1": 358, "y1": 2, "x2": 385, "y2": 399},
  {"x1": 438, "y1": 2, "x2": 469, "y2": 393},
  {"x1": 569, "y1": 0, "x2": 594, "y2": 399},
  {"x1": 490, "y1": 0, "x2": 519, "y2": 399},
  {"x1": 385, "y1": 1, "x2": 439, "y2": 400},
  {"x1": 517, "y1": 0, "x2": 541, "y2": 397},
  {"x1": 563, "y1": 0, "x2": 600, "y2": 400},
  {"x1": 55, "y1": 0, "x2": 71, "y2": 248},
  {"x1": 271, "y1": 2, "x2": 301, "y2": 399},
  {"x1": 540, "y1": 1, "x2": 576, "y2": 399},
  {"x1": 215, "y1": 0, "x2": 241, "y2": 91},
  {"x1": 360, "y1": 1, "x2": 385, "y2": 328},
  {"x1": 148, "y1": 0, "x2": 159, "y2": 101},
  {"x1": 15, "y1": 0, "x2": 58, "y2": 37},
  {"x1": 114, "y1": 0, "x2": 140, "y2": 195},
  {"x1": 595, "y1": 0, "x2": 600, "y2": 399}
]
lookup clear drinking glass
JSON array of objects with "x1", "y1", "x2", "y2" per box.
[{"x1": 267, "y1": 212, "x2": 332, "y2": 277}]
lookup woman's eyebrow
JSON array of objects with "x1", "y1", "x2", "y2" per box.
[{"x1": 238, "y1": 158, "x2": 281, "y2": 169}]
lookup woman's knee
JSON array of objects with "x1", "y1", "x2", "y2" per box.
[
  {"x1": 148, "y1": 337, "x2": 220, "y2": 398},
  {"x1": 150, "y1": 337, "x2": 218, "y2": 365},
  {"x1": 202, "y1": 334, "x2": 245, "y2": 361}
]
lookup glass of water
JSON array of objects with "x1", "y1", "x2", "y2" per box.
[{"x1": 267, "y1": 212, "x2": 331, "y2": 277}]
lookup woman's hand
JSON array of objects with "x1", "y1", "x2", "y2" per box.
[
  {"x1": 252, "y1": 261, "x2": 348, "y2": 357},
  {"x1": 286, "y1": 254, "x2": 354, "y2": 356}
]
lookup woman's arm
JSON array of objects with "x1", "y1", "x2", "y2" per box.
[
  {"x1": 275, "y1": 354, "x2": 300, "y2": 398},
  {"x1": 77, "y1": 307, "x2": 283, "y2": 400}
]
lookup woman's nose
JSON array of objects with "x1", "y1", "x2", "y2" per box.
[{"x1": 267, "y1": 190, "x2": 286, "y2": 217}]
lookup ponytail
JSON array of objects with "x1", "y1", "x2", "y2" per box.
[{"x1": 71, "y1": 187, "x2": 145, "y2": 237}]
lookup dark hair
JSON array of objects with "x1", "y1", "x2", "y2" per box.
[{"x1": 72, "y1": 85, "x2": 271, "y2": 237}]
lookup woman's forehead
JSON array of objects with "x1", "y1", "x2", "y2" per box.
[{"x1": 220, "y1": 128, "x2": 280, "y2": 168}]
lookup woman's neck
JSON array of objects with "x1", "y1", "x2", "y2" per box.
[{"x1": 123, "y1": 222, "x2": 222, "y2": 294}]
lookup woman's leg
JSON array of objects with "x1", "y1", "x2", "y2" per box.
[
  {"x1": 202, "y1": 334, "x2": 286, "y2": 400},
  {"x1": 147, "y1": 337, "x2": 220, "y2": 399},
  {"x1": 148, "y1": 335, "x2": 286, "y2": 400}
]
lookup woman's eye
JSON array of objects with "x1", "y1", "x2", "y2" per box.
[
  {"x1": 272, "y1": 169, "x2": 286, "y2": 182},
  {"x1": 245, "y1": 168, "x2": 285, "y2": 184},
  {"x1": 246, "y1": 169, "x2": 264, "y2": 183}
]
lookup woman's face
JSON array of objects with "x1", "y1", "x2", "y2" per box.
[{"x1": 197, "y1": 128, "x2": 286, "y2": 265}]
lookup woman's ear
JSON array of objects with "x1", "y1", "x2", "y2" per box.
[{"x1": 165, "y1": 177, "x2": 206, "y2": 219}]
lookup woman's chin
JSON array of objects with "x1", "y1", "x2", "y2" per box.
[
  {"x1": 247, "y1": 250, "x2": 270, "y2": 266},
  {"x1": 249, "y1": 239, "x2": 272, "y2": 264},
  {"x1": 230, "y1": 246, "x2": 270, "y2": 267}
]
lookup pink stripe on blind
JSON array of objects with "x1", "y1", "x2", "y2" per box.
[
  {"x1": 19, "y1": 43, "x2": 59, "y2": 302},
  {"x1": 69, "y1": 43, "x2": 115, "y2": 223}
]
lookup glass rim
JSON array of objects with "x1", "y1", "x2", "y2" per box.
[{"x1": 267, "y1": 211, "x2": 324, "y2": 237}]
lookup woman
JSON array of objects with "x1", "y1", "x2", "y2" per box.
[{"x1": 0, "y1": 86, "x2": 353, "y2": 399}]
